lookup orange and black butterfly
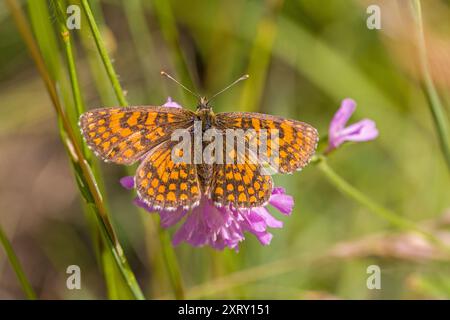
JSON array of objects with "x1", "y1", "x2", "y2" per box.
[{"x1": 79, "y1": 73, "x2": 318, "y2": 210}]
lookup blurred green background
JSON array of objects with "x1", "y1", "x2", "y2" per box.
[{"x1": 0, "y1": 0, "x2": 449, "y2": 299}]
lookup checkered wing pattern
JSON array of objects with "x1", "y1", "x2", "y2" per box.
[
  {"x1": 135, "y1": 139, "x2": 201, "y2": 210},
  {"x1": 210, "y1": 112, "x2": 318, "y2": 208},
  {"x1": 215, "y1": 112, "x2": 318, "y2": 173},
  {"x1": 79, "y1": 106, "x2": 195, "y2": 164}
]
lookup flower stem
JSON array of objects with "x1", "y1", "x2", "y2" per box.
[
  {"x1": 315, "y1": 157, "x2": 450, "y2": 254},
  {"x1": 157, "y1": 225, "x2": 185, "y2": 299},
  {"x1": 81, "y1": 0, "x2": 128, "y2": 106},
  {"x1": 6, "y1": 0, "x2": 144, "y2": 300},
  {"x1": 411, "y1": 0, "x2": 450, "y2": 173},
  {"x1": 0, "y1": 225, "x2": 37, "y2": 300}
]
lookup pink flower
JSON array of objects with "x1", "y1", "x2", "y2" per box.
[
  {"x1": 120, "y1": 176, "x2": 294, "y2": 251},
  {"x1": 326, "y1": 98, "x2": 379, "y2": 153},
  {"x1": 163, "y1": 96, "x2": 182, "y2": 108}
]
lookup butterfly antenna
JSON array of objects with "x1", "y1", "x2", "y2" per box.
[
  {"x1": 160, "y1": 71, "x2": 200, "y2": 99},
  {"x1": 209, "y1": 74, "x2": 249, "y2": 101}
]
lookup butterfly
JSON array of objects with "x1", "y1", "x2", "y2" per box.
[{"x1": 79, "y1": 73, "x2": 318, "y2": 211}]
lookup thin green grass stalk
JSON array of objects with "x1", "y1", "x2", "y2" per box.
[
  {"x1": 54, "y1": 3, "x2": 84, "y2": 117},
  {"x1": 29, "y1": 0, "x2": 115, "y2": 297},
  {"x1": 77, "y1": 0, "x2": 116, "y2": 106},
  {"x1": 150, "y1": 0, "x2": 195, "y2": 103},
  {"x1": 52, "y1": 0, "x2": 133, "y2": 299},
  {"x1": 240, "y1": 0, "x2": 283, "y2": 111},
  {"x1": 143, "y1": 216, "x2": 171, "y2": 297},
  {"x1": 80, "y1": 0, "x2": 185, "y2": 299},
  {"x1": 157, "y1": 225, "x2": 185, "y2": 299},
  {"x1": 0, "y1": 225, "x2": 37, "y2": 300},
  {"x1": 81, "y1": 0, "x2": 128, "y2": 106},
  {"x1": 314, "y1": 157, "x2": 450, "y2": 255},
  {"x1": 411, "y1": 0, "x2": 450, "y2": 173},
  {"x1": 52, "y1": 0, "x2": 86, "y2": 146},
  {"x1": 6, "y1": 0, "x2": 144, "y2": 300},
  {"x1": 30, "y1": 0, "x2": 114, "y2": 298}
]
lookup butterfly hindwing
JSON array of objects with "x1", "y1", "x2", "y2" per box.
[
  {"x1": 79, "y1": 106, "x2": 194, "y2": 164},
  {"x1": 211, "y1": 163, "x2": 273, "y2": 208},
  {"x1": 135, "y1": 139, "x2": 201, "y2": 210}
]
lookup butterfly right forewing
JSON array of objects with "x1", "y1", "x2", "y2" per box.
[{"x1": 79, "y1": 106, "x2": 195, "y2": 165}]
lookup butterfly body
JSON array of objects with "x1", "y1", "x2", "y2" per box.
[
  {"x1": 194, "y1": 98, "x2": 216, "y2": 195},
  {"x1": 80, "y1": 98, "x2": 318, "y2": 211}
]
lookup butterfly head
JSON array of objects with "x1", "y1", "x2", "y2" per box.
[{"x1": 197, "y1": 97, "x2": 211, "y2": 111}]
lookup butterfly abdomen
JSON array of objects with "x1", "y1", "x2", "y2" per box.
[{"x1": 195, "y1": 109, "x2": 216, "y2": 194}]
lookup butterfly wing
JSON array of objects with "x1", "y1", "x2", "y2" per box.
[
  {"x1": 135, "y1": 139, "x2": 201, "y2": 210},
  {"x1": 211, "y1": 162, "x2": 273, "y2": 208},
  {"x1": 210, "y1": 112, "x2": 318, "y2": 208},
  {"x1": 215, "y1": 112, "x2": 318, "y2": 174},
  {"x1": 79, "y1": 106, "x2": 195, "y2": 164}
]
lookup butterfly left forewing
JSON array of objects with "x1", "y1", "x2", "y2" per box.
[{"x1": 215, "y1": 112, "x2": 318, "y2": 174}]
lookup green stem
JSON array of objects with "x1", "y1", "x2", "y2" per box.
[
  {"x1": 80, "y1": 0, "x2": 185, "y2": 299},
  {"x1": 6, "y1": 0, "x2": 144, "y2": 300},
  {"x1": 58, "y1": 17, "x2": 83, "y2": 116},
  {"x1": 81, "y1": 0, "x2": 128, "y2": 106},
  {"x1": 53, "y1": 0, "x2": 87, "y2": 145},
  {"x1": 315, "y1": 157, "x2": 450, "y2": 254},
  {"x1": 53, "y1": 0, "x2": 134, "y2": 299},
  {"x1": 157, "y1": 226, "x2": 185, "y2": 299},
  {"x1": 0, "y1": 225, "x2": 37, "y2": 300},
  {"x1": 411, "y1": 0, "x2": 450, "y2": 172}
]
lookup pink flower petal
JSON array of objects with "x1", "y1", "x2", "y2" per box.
[
  {"x1": 327, "y1": 99, "x2": 378, "y2": 152},
  {"x1": 269, "y1": 189, "x2": 294, "y2": 216},
  {"x1": 120, "y1": 176, "x2": 135, "y2": 190},
  {"x1": 329, "y1": 98, "x2": 356, "y2": 134},
  {"x1": 251, "y1": 207, "x2": 283, "y2": 228},
  {"x1": 163, "y1": 97, "x2": 182, "y2": 108}
]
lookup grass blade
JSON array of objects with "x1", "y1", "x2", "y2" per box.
[
  {"x1": 81, "y1": 0, "x2": 128, "y2": 106},
  {"x1": 0, "y1": 225, "x2": 37, "y2": 299},
  {"x1": 6, "y1": 0, "x2": 145, "y2": 300},
  {"x1": 80, "y1": 0, "x2": 185, "y2": 299},
  {"x1": 410, "y1": 0, "x2": 450, "y2": 173}
]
